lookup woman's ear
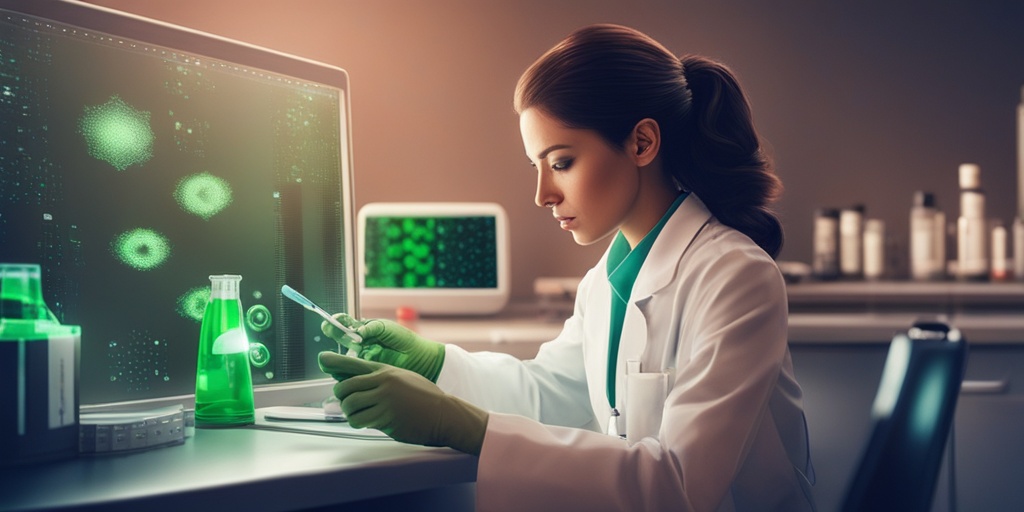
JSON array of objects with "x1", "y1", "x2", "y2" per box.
[{"x1": 631, "y1": 118, "x2": 661, "y2": 167}]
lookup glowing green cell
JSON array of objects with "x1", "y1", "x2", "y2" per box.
[
  {"x1": 79, "y1": 96, "x2": 154, "y2": 170},
  {"x1": 111, "y1": 228, "x2": 171, "y2": 271},
  {"x1": 246, "y1": 304, "x2": 272, "y2": 332},
  {"x1": 177, "y1": 286, "x2": 210, "y2": 322},
  {"x1": 174, "y1": 172, "x2": 233, "y2": 220},
  {"x1": 248, "y1": 342, "x2": 271, "y2": 368}
]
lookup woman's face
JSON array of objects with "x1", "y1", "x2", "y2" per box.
[{"x1": 520, "y1": 108, "x2": 641, "y2": 246}]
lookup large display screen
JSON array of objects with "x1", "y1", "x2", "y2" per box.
[{"x1": 0, "y1": 1, "x2": 357, "y2": 404}]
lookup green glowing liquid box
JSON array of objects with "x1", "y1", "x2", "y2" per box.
[
  {"x1": 194, "y1": 275, "x2": 255, "y2": 427},
  {"x1": 0, "y1": 263, "x2": 81, "y2": 465}
]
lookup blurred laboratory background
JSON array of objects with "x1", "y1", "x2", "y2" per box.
[
  {"x1": 82, "y1": 0, "x2": 1024, "y2": 299},
  {"x1": 4, "y1": 2, "x2": 1024, "y2": 511}
]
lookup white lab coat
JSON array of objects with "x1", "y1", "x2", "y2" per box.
[{"x1": 437, "y1": 194, "x2": 816, "y2": 512}]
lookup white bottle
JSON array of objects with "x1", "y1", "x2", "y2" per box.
[
  {"x1": 840, "y1": 205, "x2": 864, "y2": 279},
  {"x1": 956, "y1": 163, "x2": 988, "y2": 280},
  {"x1": 909, "y1": 191, "x2": 945, "y2": 280},
  {"x1": 1014, "y1": 216, "x2": 1024, "y2": 281},
  {"x1": 1018, "y1": 85, "x2": 1024, "y2": 223},
  {"x1": 813, "y1": 208, "x2": 840, "y2": 280},
  {"x1": 991, "y1": 223, "x2": 1008, "y2": 281},
  {"x1": 1016, "y1": 85, "x2": 1024, "y2": 280},
  {"x1": 863, "y1": 219, "x2": 885, "y2": 280}
]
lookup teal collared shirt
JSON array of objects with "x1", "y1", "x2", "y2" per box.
[{"x1": 605, "y1": 192, "x2": 689, "y2": 410}]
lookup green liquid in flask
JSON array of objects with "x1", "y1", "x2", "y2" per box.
[{"x1": 195, "y1": 275, "x2": 254, "y2": 427}]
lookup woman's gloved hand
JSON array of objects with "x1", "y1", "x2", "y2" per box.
[
  {"x1": 318, "y1": 351, "x2": 488, "y2": 456},
  {"x1": 321, "y1": 314, "x2": 445, "y2": 383}
]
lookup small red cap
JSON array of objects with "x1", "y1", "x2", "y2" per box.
[{"x1": 395, "y1": 306, "x2": 419, "y2": 322}]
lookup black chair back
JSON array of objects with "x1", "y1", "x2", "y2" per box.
[{"x1": 842, "y1": 320, "x2": 967, "y2": 512}]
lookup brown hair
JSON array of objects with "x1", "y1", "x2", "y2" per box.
[{"x1": 515, "y1": 24, "x2": 784, "y2": 258}]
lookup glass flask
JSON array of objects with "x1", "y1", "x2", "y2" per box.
[{"x1": 195, "y1": 275, "x2": 254, "y2": 427}]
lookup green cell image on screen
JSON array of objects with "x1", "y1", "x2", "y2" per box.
[
  {"x1": 79, "y1": 95, "x2": 155, "y2": 171},
  {"x1": 111, "y1": 228, "x2": 171, "y2": 271},
  {"x1": 175, "y1": 172, "x2": 233, "y2": 220},
  {"x1": 364, "y1": 216, "x2": 497, "y2": 289}
]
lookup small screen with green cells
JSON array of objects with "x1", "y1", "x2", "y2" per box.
[{"x1": 363, "y1": 216, "x2": 498, "y2": 289}]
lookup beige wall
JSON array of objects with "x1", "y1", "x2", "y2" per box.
[{"x1": 85, "y1": 0, "x2": 1024, "y2": 298}]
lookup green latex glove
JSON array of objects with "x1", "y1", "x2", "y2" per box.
[
  {"x1": 321, "y1": 314, "x2": 445, "y2": 383},
  {"x1": 318, "y1": 351, "x2": 488, "y2": 455}
]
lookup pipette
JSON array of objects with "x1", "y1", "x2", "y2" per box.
[{"x1": 280, "y1": 285, "x2": 362, "y2": 344}]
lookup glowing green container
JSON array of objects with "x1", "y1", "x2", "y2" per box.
[
  {"x1": 0, "y1": 263, "x2": 80, "y2": 465},
  {"x1": 194, "y1": 275, "x2": 254, "y2": 427}
]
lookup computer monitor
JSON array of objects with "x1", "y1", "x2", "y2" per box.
[
  {"x1": 0, "y1": 0, "x2": 358, "y2": 405},
  {"x1": 358, "y1": 202, "x2": 509, "y2": 316}
]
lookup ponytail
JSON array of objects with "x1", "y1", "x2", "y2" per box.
[{"x1": 673, "y1": 55, "x2": 784, "y2": 258}]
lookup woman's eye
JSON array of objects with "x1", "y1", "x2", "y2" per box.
[{"x1": 552, "y1": 158, "x2": 573, "y2": 171}]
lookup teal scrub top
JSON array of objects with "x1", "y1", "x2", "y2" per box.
[{"x1": 605, "y1": 192, "x2": 689, "y2": 409}]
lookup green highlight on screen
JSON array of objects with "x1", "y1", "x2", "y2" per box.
[
  {"x1": 79, "y1": 95, "x2": 154, "y2": 171},
  {"x1": 175, "y1": 172, "x2": 233, "y2": 220},
  {"x1": 176, "y1": 286, "x2": 210, "y2": 322},
  {"x1": 363, "y1": 216, "x2": 497, "y2": 289},
  {"x1": 111, "y1": 228, "x2": 171, "y2": 271},
  {"x1": 245, "y1": 304, "x2": 272, "y2": 332}
]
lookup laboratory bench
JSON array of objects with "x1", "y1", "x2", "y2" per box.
[{"x1": 0, "y1": 408, "x2": 478, "y2": 512}]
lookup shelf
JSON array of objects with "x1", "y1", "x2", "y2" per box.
[{"x1": 786, "y1": 281, "x2": 1024, "y2": 314}]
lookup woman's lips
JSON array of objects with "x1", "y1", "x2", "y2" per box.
[{"x1": 555, "y1": 215, "x2": 575, "y2": 230}]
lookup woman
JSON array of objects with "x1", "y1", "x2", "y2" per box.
[{"x1": 319, "y1": 24, "x2": 816, "y2": 511}]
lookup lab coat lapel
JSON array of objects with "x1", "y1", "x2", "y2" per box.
[
  {"x1": 633, "y1": 194, "x2": 713, "y2": 300},
  {"x1": 583, "y1": 250, "x2": 614, "y2": 432},
  {"x1": 619, "y1": 195, "x2": 713, "y2": 369},
  {"x1": 622, "y1": 193, "x2": 712, "y2": 350},
  {"x1": 585, "y1": 195, "x2": 713, "y2": 433}
]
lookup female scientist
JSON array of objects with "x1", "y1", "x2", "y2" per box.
[{"x1": 319, "y1": 24, "x2": 816, "y2": 512}]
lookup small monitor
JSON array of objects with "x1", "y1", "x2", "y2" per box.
[{"x1": 358, "y1": 203, "x2": 509, "y2": 315}]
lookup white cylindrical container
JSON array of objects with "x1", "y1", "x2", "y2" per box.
[
  {"x1": 910, "y1": 191, "x2": 945, "y2": 280},
  {"x1": 840, "y1": 205, "x2": 864, "y2": 278},
  {"x1": 1014, "y1": 216, "x2": 1024, "y2": 281},
  {"x1": 813, "y1": 208, "x2": 840, "y2": 280},
  {"x1": 934, "y1": 211, "x2": 946, "y2": 279},
  {"x1": 957, "y1": 163, "x2": 988, "y2": 280},
  {"x1": 1017, "y1": 85, "x2": 1024, "y2": 220},
  {"x1": 863, "y1": 219, "x2": 885, "y2": 280},
  {"x1": 991, "y1": 223, "x2": 1008, "y2": 281}
]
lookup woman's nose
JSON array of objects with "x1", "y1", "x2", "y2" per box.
[{"x1": 535, "y1": 171, "x2": 559, "y2": 208}]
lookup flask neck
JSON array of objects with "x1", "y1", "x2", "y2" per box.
[{"x1": 209, "y1": 274, "x2": 242, "y2": 300}]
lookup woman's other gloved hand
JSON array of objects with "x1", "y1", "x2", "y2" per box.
[
  {"x1": 318, "y1": 352, "x2": 487, "y2": 455},
  {"x1": 321, "y1": 314, "x2": 446, "y2": 383}
]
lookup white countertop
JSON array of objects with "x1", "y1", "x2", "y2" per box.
[{"x1": 1, "y1": 414, "x2": 477, "y2": 512}]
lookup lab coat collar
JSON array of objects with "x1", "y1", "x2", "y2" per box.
[{"x1": 630, "y1": 193, "x2": 713, "y2": 301}]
